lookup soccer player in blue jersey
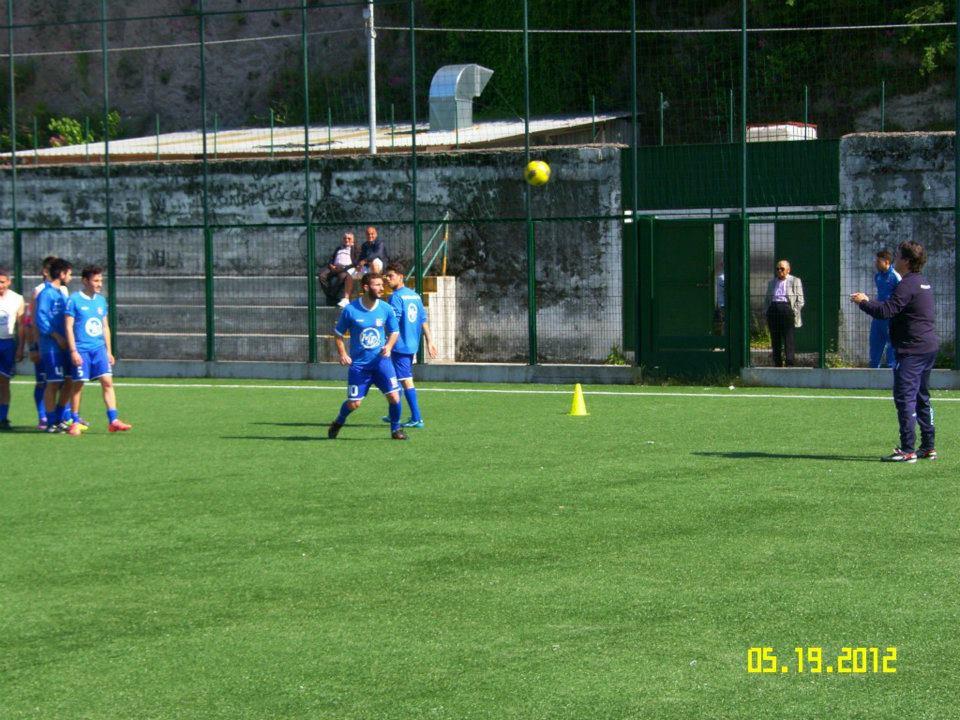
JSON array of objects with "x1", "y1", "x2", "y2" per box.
[
  {"x1": 25, "y1": 256, "x2": 63, "y2": 428},
  {"x1": 64, "y1": 265, "x2": 132, "y2": 436},
  {"x1": 383, "y1": 263, "x2": 438, "y2": 428},
  {"x1": 34, "y1": 258, "x2": 74, "y2": 432},
  {"x1": 328, "y1": 272, "x2": 407, "y2": 440}
]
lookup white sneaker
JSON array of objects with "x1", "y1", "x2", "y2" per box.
[{"x1": 337, "y1": 297, "x2": 349, "y2": 308}]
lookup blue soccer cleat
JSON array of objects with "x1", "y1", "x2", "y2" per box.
[{"x1": 402, "y1": 419, "x2": 424, "y2": 428}]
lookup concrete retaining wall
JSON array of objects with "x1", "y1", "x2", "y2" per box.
[
  {"x1": 743, "y1": 367, "x2": 960, "y2": 390},
  {"x1": 839, "y1": 132, "x2": 956, "y2": 364},
  {"x1": 0, "y1": 147, "x2": 623, "y2": 364}
]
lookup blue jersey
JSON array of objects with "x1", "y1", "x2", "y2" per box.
[
  {"x1": 389, "y1": 286, "x2": 428, "y2": 355},
  {"x1": 66, "y1": 292, "x2": 109, "y2": 352},
  {"x1": 35, "y1": 282, "x2": 68, "y2": 351},
  {"x1": 874, "y1": 267, "x2": 901, "y2": 302},
  {"x1": 334, "y1": 298, "x2": 399, "y2": 367}
]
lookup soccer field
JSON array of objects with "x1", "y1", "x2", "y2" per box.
[{"x1": 3, "y1": 379, "x2": 959, "y2": 719}]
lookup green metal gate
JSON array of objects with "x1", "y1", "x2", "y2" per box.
[
  {"x1": 638, "y1": 219, "x2": 730, "y2": 376},
  {"x1": 774, "y1": 218, "x2": 840, "y2": 360}
]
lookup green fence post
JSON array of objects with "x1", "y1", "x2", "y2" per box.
[
  {"x1": 203, "y1": 227, "x2": 215, "y2": 362},
  {"x1": 591, "y1": 94, "x2": 596, "y2": 142},
  {"x1": 880, "y1": 80, "x2": 886, "y2": 132},
  {"x1": 213, "y1": 112, "x2": 219, "y2": 159},
  {"x1": 327, "y1": 106, "x2": 332, "y2": 150},
  {"x1": 8, "y1": 0, "x2": 18, "y2": 274},
  {"x1": 410, "y1": 0, "x2": 422, "y2": 299},
  {"x1": 269, "y1": 108, "x2": 275, "y2": 158},
  {"x1": 523, "y1": 0, "x2": 536, "y2": 364},
  {"x1": 84, "y1": 116, "x2": 90, "y2": 160},
  {"x1": 13, "y1": 229, "x2": 22, "y2": 295},
  {"x1": 199, "y1": 0, "x2": 214, "y2": 362},
  {"x1": 740, "y1": 0, "x2": 750, "y2": 369},
  {"x1": 658, "y1": 91, "x2": 664, "y2": 146},
  {"x1": 728, "y1": 87, "x2": 734, "y2": 144},
  {"x1": 390, "y1": 103, "x2": 395, "y2": 148},
  {"x1": 722, "y1": 217, "x2": 734, "y2": 373},
  {"x1": 954, "y1": 0, "x2": 959, "y2": 369},
  {"x1": 307, "y1": 224, "x2": 317, "y2": 360},
  {"x1": 410, "y1": 0, "x2": 425, "y2": 363},
  {"x1": 818, "y1": 213, "x2": 825, "y2": 368},
  {"x1": 100, "y1": 0, "x2": 117, "y2": 353},
  {"x1": 32, "y1": 115, "x2": 37, "y2": 163},
  {"x1": 630, "y1": 0, "x2": 640, "y2": 363},
  {"x1": 107, "y1": 227, "x2": 117, "y2": 354},
  {"x1": 155, "y1": 113, "x2": 160, "y2": 161},
  {"x1": 302, "y1": 0, "x2": 317, "y2": 363}
]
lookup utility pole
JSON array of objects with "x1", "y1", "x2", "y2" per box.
[{"x1": 365, "y1": 0, "x2": 377, "y2": 154}]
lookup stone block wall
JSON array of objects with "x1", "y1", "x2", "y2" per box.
[
  {"x1": 0, "y1": 147, "x2": 624, "y2": 363},
  {"x1": 839, "y1": 132, "x2": 956, "y2": 364}
]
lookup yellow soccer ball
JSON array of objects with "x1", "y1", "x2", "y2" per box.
[{"x1": 524, "y1": 160, "x2": 551, "y2": 186}]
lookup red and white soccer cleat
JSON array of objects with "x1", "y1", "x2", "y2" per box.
[
  {"x1": 108, "y1": 419, "x2": 133, "y2": 432},
  {"x1": 881, "y1": 448, "x2": 916, "y2": 463}
]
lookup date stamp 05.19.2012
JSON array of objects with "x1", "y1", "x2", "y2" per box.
[{"x1": 747, "y1": 647, "x2": 897, "y2": 675}]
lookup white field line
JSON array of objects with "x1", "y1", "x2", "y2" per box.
[{"x1": 10, "y1": 380, "x2": 960, "y2": 402}]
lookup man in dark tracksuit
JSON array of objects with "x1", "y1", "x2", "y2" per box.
[{"x1": 851, "y1": 240, "x2": 939, "y2": 463}]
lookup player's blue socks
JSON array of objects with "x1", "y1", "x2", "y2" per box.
[
  {"x1": 34, "y1": 384, "x2": 46, "y2": 421},
  {"x1": 404, "y1": 387, "x2": 422, "y2": 422},
  {"x1": 388, "y1": 400, "x2": 402, "y2": 431},
  {"x1": 334, "y1": 402, "x2": 353, "y2": 425},
  {"x1": 107, "y1": 408, "x2": 119, "y2": 423},
  {"x1": 55, "y1": 405, "x2": 68, "y2": 425},
  {"x1": 0, "y1": 404, "x2": 8, "y2": 422},
  {"x1": 72, "y1": 411, "x2": 82, "y2": 424}
]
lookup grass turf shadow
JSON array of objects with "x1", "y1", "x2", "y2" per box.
[
  {"x1": 253, "y1": 422, "x2": 387, "y2": 429},
  {"x1": 694, "y1": 451, "x2": 880, "y2": 462},
  {"x1": 222, "y1": 435, "x2": 400, "y2": 442}
]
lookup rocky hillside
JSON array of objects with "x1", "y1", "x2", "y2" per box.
[
  {"x1": 1, "y1": 0, "x2": 954, "y2": 146},
  {"x1": 2, "y1": 0, "x2": 375, "y2": 138}
]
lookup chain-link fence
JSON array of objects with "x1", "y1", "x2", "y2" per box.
[{"x1": 1, "y1": 1, "x2": 958, "y2": 372}]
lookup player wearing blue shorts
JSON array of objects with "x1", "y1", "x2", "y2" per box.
[
  {"x1": 64, "y1": 265, "x2": 132, "y2": 436},
  {"x1": 35, "y1": 258, "x2": 75, "y2": 433},
  {"x1": 383, "y1": 263, "x2": 438, "y2": 428},
  {"x1": 0, "y1": 267, "x2": 26, "y2": 431},
  {"x1": 25, "y1": 256, "x2": 64, "y2": 427},
  {"x1": 328, "y1": 272, "x2": 407, "y2": 440}
]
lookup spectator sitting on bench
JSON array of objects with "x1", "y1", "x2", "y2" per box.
[
  {"x1": 356, "y1": 226, "x2": 389, "y2": 275},
  {"x1": 319, "y1": 232, "x2": 360, "y2": 308}
]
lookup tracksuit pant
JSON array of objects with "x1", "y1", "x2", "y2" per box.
[
  {"x1": 766, "y1": 302, "x2": 796, "y2": 367},
  {"x1": 869, "y1": 318, "x2": 895, "y2": 368},
  {"x1": 893, "y1": 351, "x2": 937, "y2": 453}
]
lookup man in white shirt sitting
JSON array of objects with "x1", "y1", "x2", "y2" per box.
[{"x1": 318, "y1": 232, "x2": 360, "y2": 308}]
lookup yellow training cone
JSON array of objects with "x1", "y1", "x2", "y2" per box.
[{"x1": 568, "y1": 383, "x2": 589, "y2": 416}]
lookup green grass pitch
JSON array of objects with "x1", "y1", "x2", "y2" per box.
[{"x1": 3, "y1": 379, "x2": 959, "y2": 719}]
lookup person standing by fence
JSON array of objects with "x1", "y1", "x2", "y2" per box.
[
  {"x1": 0, "y1": 267, "x2": 25, "y2": 431},
  {"x1": 851, "y1": 241, "x2": 939, "y2": 463},
  {"x1": 869, "y1": 249, "x2": 901, "y2": 368},
  {"x1": 765, "y1": 260, "x2": 804, "y2": 367}
]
